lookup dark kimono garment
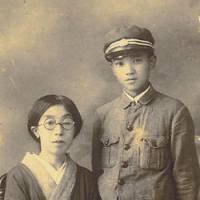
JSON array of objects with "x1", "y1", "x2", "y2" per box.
[{"x1": 5, "y1": 161, "x2": 100, "y2": 200}]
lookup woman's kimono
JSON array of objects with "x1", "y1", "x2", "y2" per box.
[{"x1": 5, "y1": 153, "x2": 100, "y2": 200}]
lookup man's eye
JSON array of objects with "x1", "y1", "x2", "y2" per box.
[
  {"x1": 114, "y1": 61, "x2": 124, "y2": 66},
  {"x1": 132, "y1": 58, "x2": 143, "y2": 63}
]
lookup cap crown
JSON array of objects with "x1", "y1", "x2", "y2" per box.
[{"x1": 104, "y1": 25, "x2": 155, "y2": 61}]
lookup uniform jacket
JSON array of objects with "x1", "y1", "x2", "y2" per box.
[{"x1": 92, "y1": 84, "x2": 199, "y2": 200}]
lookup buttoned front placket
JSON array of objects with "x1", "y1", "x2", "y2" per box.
[
  {"x1": 116, "y1": 101, "x2": 143, "y2": 200},
  {"x1": 96, "y1": 85, "x2": 157, "y2": 200}
]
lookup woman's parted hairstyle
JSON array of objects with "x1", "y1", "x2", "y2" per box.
[{"x1": 27, "y1": 95, "x2": 83, "y2": 142}]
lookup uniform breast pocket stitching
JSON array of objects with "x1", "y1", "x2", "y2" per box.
[
  {"x1": 139, "y1": 136, "x2": 169, "y2": 170},
  {"x1": 100, "y1": 135, "x2": 120, "y2": 168},
  {"x1": 143, "y1": 136, "x2": 168, "y2": 149},
  {"x1": 101, "y1": 135, "x2": 120, "y2": 147}
]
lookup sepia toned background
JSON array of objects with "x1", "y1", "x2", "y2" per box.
[{"x1": 0, "y1": 0, "x2": 200, "y2": 174}]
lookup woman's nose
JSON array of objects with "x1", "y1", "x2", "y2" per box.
[{"x1": 54, "y1": 123, "x2": 64, "y2": 135}]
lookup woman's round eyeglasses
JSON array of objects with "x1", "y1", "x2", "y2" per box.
[{"x1": 38, "y1": 117, "x2": 75, "y2": 130}]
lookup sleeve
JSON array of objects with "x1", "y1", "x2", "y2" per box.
[
  {"x1": 91, "y1": 110, "x2": 103, "y2": 178},
  {"x1": 171, "y1": 105, "x2": 200, "y2": 200},
  {"x1": 4, "y1": 167, "x2": 29, "y2": 200}
]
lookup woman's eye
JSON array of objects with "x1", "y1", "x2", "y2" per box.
[
  {"x1": 45, "y1": 119, "x2": 55, "y2": 125},
  {"x1": 63, "y1": 118, "x2": 73, "y2": 125},
  {"x1": 63, "y1": 122, "x2": 71, "y2": 125}
]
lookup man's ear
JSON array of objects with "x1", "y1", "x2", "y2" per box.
[
  {"x1": 149, "y1": 55, "x2": 156, "y2": 70},
  {"x1": 111, "y1": 62, "x2": 118, "y2": 77},
  {"x1": 31, "y1": 126, "x2": 40, "y2": 139}
]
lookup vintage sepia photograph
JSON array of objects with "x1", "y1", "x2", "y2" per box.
[{"x1": 0, "y1": 0, "x2": 199, "y2": 199}]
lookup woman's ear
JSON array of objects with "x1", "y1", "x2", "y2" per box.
[{"x1": 31, "y1": 126, "x2": 40, "y2": 139}]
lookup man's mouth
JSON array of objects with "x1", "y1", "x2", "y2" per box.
[{"x1": 126, "y1": 78, "x2": 137, "y2": 81}]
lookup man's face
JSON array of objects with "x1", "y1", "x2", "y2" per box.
[{"x1": 111, "y1": 51, "x2": 156, "y2": 96}]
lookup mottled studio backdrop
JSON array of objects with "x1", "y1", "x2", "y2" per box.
[{"x1": 0, "y1": 0, "x2": 200, "y2": 174}]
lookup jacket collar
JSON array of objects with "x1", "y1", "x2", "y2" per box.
[{"x1": 119, "y1": 83, "x2": 157, "y2": 109}]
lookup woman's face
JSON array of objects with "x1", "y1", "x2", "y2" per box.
[{"x1": 32, "y1": 105, "x2": 75, "y2": 156}]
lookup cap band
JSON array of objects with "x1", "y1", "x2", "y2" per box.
[{"x1": 105, "y1": 38, "x2": 153, "y2": 54}]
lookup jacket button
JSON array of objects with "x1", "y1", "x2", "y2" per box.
[
  {"x1": 104, "y1": 138, "x2": 109, "y2": 145},
  {"x1": 121, "y1": 161, "x2": 128, "y2": 168},
  {"x1": 118, "y1": 179, "x2": 125, "y2": 185},
  {"x1": 124, "y1": 144, "x2": 130, "y2": 150},
  {"x1": 127, "y1": 124, "x2": 133, "y2": 131}
]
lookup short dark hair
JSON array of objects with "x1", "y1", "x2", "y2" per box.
[{"x1": 27, "y1": 95, "x2": 83, "y2": 142}]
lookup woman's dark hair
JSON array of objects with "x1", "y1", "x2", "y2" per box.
[{"x1": 27, "y1": 95, "x2": 83, "y2": 142}]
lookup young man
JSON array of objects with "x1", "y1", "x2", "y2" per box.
[{"x1": 92, "y1": 25, "x2": 199, "y2": 200}]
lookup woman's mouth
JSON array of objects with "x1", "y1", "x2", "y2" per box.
[{"x1": 52, "y1": 140, "x2": 65, "y2": 144}]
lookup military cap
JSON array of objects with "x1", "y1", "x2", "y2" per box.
[{"x1": 104, "y1": 25, "x2": 155, "y2": 61}]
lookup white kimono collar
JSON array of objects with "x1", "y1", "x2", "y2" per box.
[{"x1": 21, "y1": 152, "x2": 77, "y2": 200}]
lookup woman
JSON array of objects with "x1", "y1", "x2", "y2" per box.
[{"x1": 5, "y1": 95, "x2": 100, "y2": 200}]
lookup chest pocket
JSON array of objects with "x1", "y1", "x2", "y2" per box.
[
  {"x1": 100, "y1": 135, "x2": 120, "y2": 168},
  {"x1": 139, "y1": 136, "x2": 169, "y2": 170}
]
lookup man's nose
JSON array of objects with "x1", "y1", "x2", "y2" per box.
[{"x1": 125, "y1": 61, "x2": 135, "y2": 74}]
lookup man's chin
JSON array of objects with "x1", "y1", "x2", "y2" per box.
[{"x1": 125, "y1": 87, "x2": 137, "y2": 94}]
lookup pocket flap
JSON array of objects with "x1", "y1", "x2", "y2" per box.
[
  {"x1": 142, "y1": 136, "x2": 168, "y2": 148},
  {"x1": 100, "y1": 135, "x2": 120, "y2": 147}
]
